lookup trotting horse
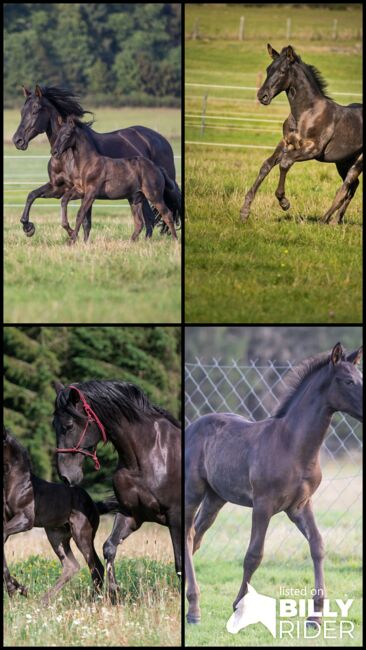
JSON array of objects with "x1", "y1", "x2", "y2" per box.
[
  {"x1": 12, "y1": 85, "x2": 181, "y2": 239},
  {"x1": 185, "y1": 343, "x2": 363, "y2": 626},
  {"x1": 52, "y1": 380, "x2": 181, "y2": 603},
  {"x1": 3, "y1": 427, "x2": 104, "y2": 603},
  {"x1": 241, "y1": 45, "x2": 362, "y2": 223},
  {"x1": 52, "y1": 116, "x2": 179, "y2": 242}
]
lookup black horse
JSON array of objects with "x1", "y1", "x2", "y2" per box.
[
  {"x1": 13, "y1": 85, "x2": 181, "y2": 238},
  {"x1": 241, "y1": 45, "x2": 362, "y2": 223},
  {"x1": 51, "y1": 116, "x2": 179, "y2": 242},
  {"x1": 52, "y1": 380, "x2": 181, "y2": 603},
  {"x1": 185, "y1": 343, "x2": 362, "y2": 626},
  {"x1": 3, "y1": 427, "x2": 104, "y2": 604}
]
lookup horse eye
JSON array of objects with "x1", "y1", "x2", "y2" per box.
[{"x1": 345, "y1": 379, "x2": 354, "y2": 385}]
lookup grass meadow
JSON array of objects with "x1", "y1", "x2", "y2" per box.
[
  {"x1": 4, "y1": 107, "x2": 181, "y2": 323},
  {"x1": 4, "y1": 516, "x2": 181, "y2": 647},
  {"x1": 185, "y1": 4, "x2": 362, "y2": 323},
  {"x1": 184, "y1": 461, "x2": 362, "y2": 647}
]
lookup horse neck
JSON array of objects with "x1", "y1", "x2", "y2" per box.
[
  {"x1": 71, "y1": 127, "x2": 97, "y2": 163},
  {"x1": 109, "y1": 418, "x2": 154, "y2": 470},
  {"x1": 281, "y1": 367, "x2": 333, "y2": 464},
  {"x1": 286, "y1": 64, "x2": 326, "y2": 121}
]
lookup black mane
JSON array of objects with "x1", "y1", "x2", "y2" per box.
[
  {"x1": 35, "y1": 86, "x2": 94, "y2": 126},
  {"x1": 56, "y1": 380, "x2": 181, "y2": 429},
  {"x1": 274, "y1": 351, "x2": 331, "y2": 417}
]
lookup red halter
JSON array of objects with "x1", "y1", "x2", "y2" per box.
[{"x1": 55, "y1": 385, "x2": 107, "y2": 470}]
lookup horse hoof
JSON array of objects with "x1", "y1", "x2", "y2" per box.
[
  {"x1": 187, "y1": 614, "x2": 201, "y2": 625},
  {"x1": 240, "y1": 209, "x2": 250, "y2": 222},
  {"x1": 280, "y1": 198, "x2": 290, "y2": 211},
  {"x1": 23, "y1": 222, "x2": 35, "y2": 237},
  {"x1": 306, "y1": 618, "x2": 321, "y2": 628}
]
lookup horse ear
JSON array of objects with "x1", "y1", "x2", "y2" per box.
[
  {"x1": 35, "y1": 84, "x2": 43, "y2": 98},
  {"x1": 330, "y1": 342, "x2": 344, "y2": 366},
  {"x1": 57, "y1": 115, "x2": 63, "y2": 126},
  {"x1": 52, "y1": 380, "x2": 65, "y2": 395},
  {"x1": 3, "y1": 425, "x2": 9, "y2": 441},
  {"x1": 67, "y1": 115, "x2": 75, "y2": 126},
  {"x1": 267, "y1": 43, "x2": 279, "y2": 60},
  {"x1": 346, "y1": 346, "x2": 363, "y2": 365},
  {"x1": 286, "y1": 46, "x2": 296, "y2": 63},
  {"x1": 22, "y1": 85, "x2": 31, "y2": 97}
]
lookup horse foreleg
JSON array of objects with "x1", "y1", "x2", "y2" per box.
[
  {"x1": 240, "y1": 140, "x2": 285, "y2": 222},
  {"x1": 286, "y1": 500, "x2": 325, "y2": 627},
  {"x1": 20, "y1": 182, "x2": 63, "y2": 237},
  {"x1": 70, "y1": 193, "x2": 95, "y2": 243},
  {"x1": 167, "y1": 516, "x2": 182, "y2": 577},
  {"x1": 60, "y1": 188, "x2": 80, "y2": 237},
  {"x1": 3, "y1": 552, "x2": 27, "y2": 597},
  {"x1": 275, "y1": 165, "x2": 292, "y2": 211},
  {"x1": 323, "y1": 154, "x2": 363, "y2": 224},
  {"x1": 103, "y1": 513, "x2": 141, "y2": 605},
  {"x1": 233, "y1": 500, "x2": 272, "y2": 611}
]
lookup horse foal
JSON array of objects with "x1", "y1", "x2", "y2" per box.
[
  {"x1": 3, "y1": 427, "x2": 104, "y2": 604},
  {"x1": 52, "y1": 116, "x2": 178, "y2": 243}
]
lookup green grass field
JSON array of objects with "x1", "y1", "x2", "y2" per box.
[
  {"x1": 4, "y1": 518, "x2": 181, "y2": 646},
  {"x1": 4, "y1": 107, "x2": 181, "y2": 323},
  {"x1": 185, "y1": 4, "x2": 362, "y2": 323},
  {"x1": 184, "y1": 462, "x2": 362, "y2": 647}
]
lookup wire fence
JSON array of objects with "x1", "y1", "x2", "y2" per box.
[{"x1": 185, "y1": 359, "x2": 362, "y2": 562}]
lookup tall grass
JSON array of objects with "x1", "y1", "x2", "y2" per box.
[{"x1": 4, "y1": 520, "x2": 181, "y2": 647}]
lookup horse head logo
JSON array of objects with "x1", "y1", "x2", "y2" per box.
[{"x1": 226, "y1": 583, "x2": 277, "y2": 637}]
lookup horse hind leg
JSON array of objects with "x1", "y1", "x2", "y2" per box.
[
  {"x1": 153, "y1": 202, "x2": 178, "y2": 240},
  {"x1": 42, "y1": 526, "x2": 80, "y2": 604},
  {"x1": 193, "y1": 489, "x2": 226, "y2": 554},
  {"x1": 69, "y1": 510, "x2": 104, "y2": 596},
  {"x1": 323, "y1": 154, "x2": 363, "y2": 224}
]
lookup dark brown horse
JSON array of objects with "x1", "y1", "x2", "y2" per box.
[
  {"x1": 12, "y1": 85, "x2": 181, "y2": 238},
  {"x1": 241, "y1": 45, "x2": 362, "y2": 223},
  {"x1": 185, "y1": 343, "x2": 363, "y2": 625},
  {"x1": 51, "y1": 116, "x2": 179, "y2": 242},
  {"x1": 52, "y1": 380, "x2": 181, "y2": 604},
  {"x1": 3, "y1": 427, "x2": 104, "y2": 604}
]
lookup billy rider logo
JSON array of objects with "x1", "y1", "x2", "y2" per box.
[{"x1": 226, "y1": 584, "x2": 354, "y2": 639}]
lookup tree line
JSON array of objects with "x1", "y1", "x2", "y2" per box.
[
  {"x1": 4, "y1": 3, "x2": 181, "y2": 107},
  {"x1": 4, "y1": 326, "x2": 181, "y2": 495}
]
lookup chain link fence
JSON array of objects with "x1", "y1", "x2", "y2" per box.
[{"x1": 185, "y1": 359, "x2": 362, "y2": 562}]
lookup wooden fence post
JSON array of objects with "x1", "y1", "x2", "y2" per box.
[
  {"x1": 239, "y1": 16, "x2": 245, "y2": 41},
  {"x1": 286, "y1": 17, "x2": 291, "y2": 40},
  {"x1": 192, "y1": 18, "x2": 200, "y2": 40},
  {"x1": 332, "y1": 19, "x2": 338, "y2": 40}
]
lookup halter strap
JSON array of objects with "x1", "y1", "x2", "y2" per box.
[{"x1": 55, "y1": 385, "x2": 107, "y2": 470}]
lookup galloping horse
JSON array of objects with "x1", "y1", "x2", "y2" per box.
[
  {"x1": 185, "y1": 343, "x2": 362, "y2": 626},
  {"x1": 52, "y1": 116, "x2": 179, "y2": 242},
  {"x1": 53, "y1": 380, "x2": 181, "y2": 603},
  {"x1": 13, "y1": 85, "x2": 181, "y2": 239},
  {"x1": 241, "y1": 45, "x2": 362, "y2": 223}
]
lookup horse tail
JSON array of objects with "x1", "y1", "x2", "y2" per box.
[
  {"x1": 141, "y1": 196, "x2": 155, "y2": 238},
  {"x1": 159, "y1": 167, "x2": 182, "y2": 233},
  {"x1": 95, "y1": 494, "x2": 121, "y2": 515}
]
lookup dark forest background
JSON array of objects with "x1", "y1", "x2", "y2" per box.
[
  {"x1": 4, "y1": 3, "x2": 181, "y2": 107},
  {"x1": 4, "y1": 326, "x2": 181, "y2": 495}
]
